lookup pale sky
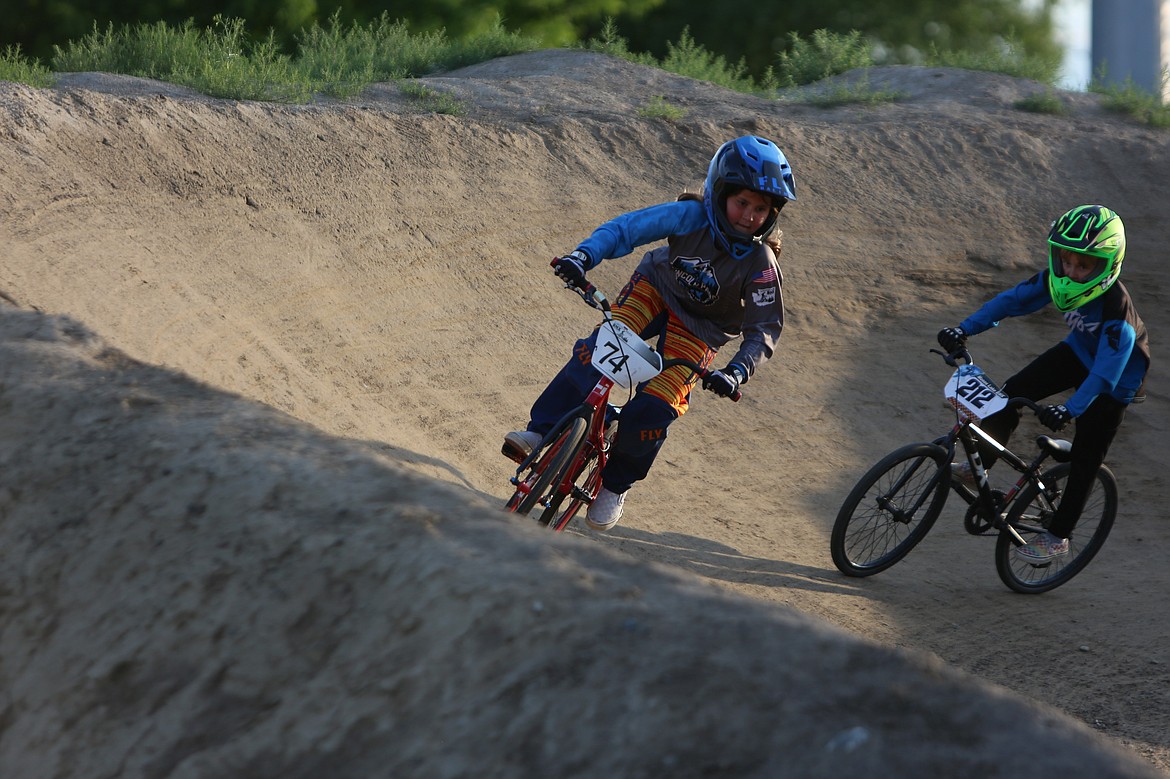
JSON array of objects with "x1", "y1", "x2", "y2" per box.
[{"x1": 1052, "y1": 0, "x2": 1092, "y2": 89}]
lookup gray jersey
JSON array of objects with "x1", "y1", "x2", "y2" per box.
[{"x1": 634, "y1": 228, "x2": 783, "y2": 378}]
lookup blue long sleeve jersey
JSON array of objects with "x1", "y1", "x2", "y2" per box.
[
  {"x1": 959, "y1": 270, "x2": 1150, "y2": 416},
  {"x1": 574, "y1": 199, "x2": 784, "y2": 378}
]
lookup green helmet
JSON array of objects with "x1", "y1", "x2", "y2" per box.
[{"x1": 1046, "y1": 205, "x2": 1126, "y2": 312}]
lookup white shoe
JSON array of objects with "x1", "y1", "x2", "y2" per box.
[
  {"x1": 502, "y1": 430, "x2": 542, "y2": 463},
  {"x1": 950, "y1": 461, "x2": 977, "y2": 489},
  {"x1": 586, "y1": 487, "x2": 626, "y2": 531}
]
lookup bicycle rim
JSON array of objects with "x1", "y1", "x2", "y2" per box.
[
  {"x1": 541, "y1": 444, "x2": 600, "y2": 531},
  {"x1": 831, "y1": 443, "x2": 950, "y2": 576},
  {"x1": 995, "y1": 463, "x2": 1117, "y2": 594},
  {"x1": 507, "y1": 416, "x2": 587, "y2": 517}
]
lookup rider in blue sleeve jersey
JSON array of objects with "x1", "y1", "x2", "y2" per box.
[
  {"x1": 958, "y1": 269, "x2": 1148, "y2": 415},
  {"x1": 574, "y1": 201, "x2": 710, "y2": 268},
  {"x1": 502, "y1": 136, "x2": 797, "y2": 532},
  {"x1": 937, "y1": 205, "x2": 1150, "y2": 564}
]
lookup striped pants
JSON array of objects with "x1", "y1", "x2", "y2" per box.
[{"x1": 526, "y1": 272, "x2": 716, "y2": 493}]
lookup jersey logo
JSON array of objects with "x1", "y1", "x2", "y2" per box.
[
  {"x1": 670, "y1": 255, "x2": 719, "y2": 305},
  {"x1": 1105, "y1": 322, "x2": 1123, "y2": 351},
  {"x1": 1064, "y1": 310, "x2": 1100, "y2": 335},
  {"x1": 752, "y1": 287, "x2": 776, "y2": 306}
]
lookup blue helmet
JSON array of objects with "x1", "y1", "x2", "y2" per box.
[{"x1": 703, "y1": 136, "x2": 797, "y2": 259}]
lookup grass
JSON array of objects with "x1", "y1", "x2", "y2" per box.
[
  {"x1": 923, "y1": 36, "x2": 1061, "y2": 85},
  {"x1": 1014, "y1": 89, "x2": 1067, "y2": 115},
  {"x1": 399, "y1": 80, "x2": 465, "y2": 115},
  {"x1": 0, "y1": 45, "x2": 55, "y2": 87},
  {"x1": 37, "y1": 12, "x2": 538, "y2": 103},
  {"x1": 1089, "y1": 67, "x2": 1170, "y2": 127},
  {"x1": 2, "y1": 13, "x2": 1169, "y2": 124},
  {"x1": 793, "y1": 75, "x2": 906, "y2": 107},
  {"x1": 637, "y1": 96, "x2": 685, "y2": 121}
]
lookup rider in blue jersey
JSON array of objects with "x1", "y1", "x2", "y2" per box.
[
  {"x1": 938, "y1": 205, "x2": 1150, "y2": 562},
  {"x1": 504, "y1": 136, "x2": 796, "y2": 531}
]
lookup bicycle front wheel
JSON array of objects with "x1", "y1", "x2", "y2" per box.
[
  {"x1": 506, "y1": 416, "x2": 588, "y2": 518},
  {"x1": 539, "y1": 443, "x2": 600, "y2": 531},
  {"x1": 995, "y1": 462, "x2": 1117, "y2": 594},
  {"x1": 831, "y1": 443, "x2": 951, "y2": 576}
]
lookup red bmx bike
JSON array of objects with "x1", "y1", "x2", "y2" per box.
[{"x1": 505, "y1": 278, "x2": 738, "y2": 531}]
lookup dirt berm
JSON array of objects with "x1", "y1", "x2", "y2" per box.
[{"x1": 1, "y1": 50, "x2": 1167, "y2": 776}]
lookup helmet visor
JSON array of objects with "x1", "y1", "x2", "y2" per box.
[{"x1": 1052, "y1": 248, "x2": 1106, "y2": 282}]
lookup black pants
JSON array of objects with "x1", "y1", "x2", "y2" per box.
[{"x1": 979, "y1": 342, "x2": 1126, "y2": 538}]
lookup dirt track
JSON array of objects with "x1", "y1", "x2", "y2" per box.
[{"x1": 2, "y1": 51, "x2": 1168, "y2": 776}]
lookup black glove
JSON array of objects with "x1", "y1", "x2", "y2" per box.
[
  {"x1": 552, "y1": 250, "x2": 589, "y2": 289},
  {"x1": 937, "y1": 326, "x2": 968, "y2": 354},
  {"x1": 1038, "y1": 403, "x2": 1073, "y2": 432},
  {"x1": 702, "y1": 364, "x2": 746, "y2": 398}
]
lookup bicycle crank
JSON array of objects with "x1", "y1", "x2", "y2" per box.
[{"x1": 963, "y1": 489, "x2": 1006, "y2": 535}]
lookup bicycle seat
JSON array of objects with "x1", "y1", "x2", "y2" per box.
[{"x1": 1036, "y1": 435, "x2": 1073, "y2": 462}]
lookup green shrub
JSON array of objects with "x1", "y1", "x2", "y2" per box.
[
  {"x1": 399, "y1": 80, "x2": 465, "y2": 115},
  {"x1": 1090, "y1": 71, "x2": 1170, "y2": 127},
  {"x1": 924, "y1": 37, "x2": 1060, "y2": 86},
  {"x1": 1014, "y1": 89, "x2": 1066, "y2": 114},
  {"x1": 0, "y1": 45, "x2": 55, "y2": 87},
  {"x1": 776, "y1": 29, "x2": 873, "y2": 88},
  {"x1": 53, "y1": 16, "x2": 310, "y2": 101},
  {"x1": 637, "y1": 96, "x2": 685, "y2": 120}
]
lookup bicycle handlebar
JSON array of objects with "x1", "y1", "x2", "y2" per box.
[
  {"x1": 662, "y1": 358, "x2": 742, "y2": 402},
  {"x1": 1008, "y1": 397, "x2": 1044, "y2": 413},
  {"x1": 932, "y1": 348, "x2": 1043, "y2": 417},
  {"x1": 554, "y1": 263, "x2": 740, "y2": 402},
  {"x1": 551, "y1": 258, "x2": 610, "y2": 312}
]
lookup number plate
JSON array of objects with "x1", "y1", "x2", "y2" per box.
[
  {"x1": 593, "y1": 320, "x2": 662, "y2": 389},
  {"x1": 945, "y1": 365, "x2": 1008, "y2": 422}
]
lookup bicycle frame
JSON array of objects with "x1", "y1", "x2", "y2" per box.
[
  {"x1": 943, "y1": 414, "x2": 1059, "y2": 543},
  {"x1": 506, "y1": 277, "x2": 737, "y2": 531},
  {"x1": 830, "y1": 345, "x2": 1118, "y2": 594}
]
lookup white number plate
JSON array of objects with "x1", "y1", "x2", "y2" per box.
[
  {"x1": 945, "y1": 365, "x2": 1009, "y2": 422},
  {"x1": 593, "y1": 320, "x2": 662, "y2": 389}
]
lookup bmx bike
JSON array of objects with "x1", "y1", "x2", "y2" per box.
[
  {"x1": 830, "y1": 347, "x2": 1117, "y2": 594},
  {"x1": 505, "y1": 274, "x2": 738, "y2": 531}
]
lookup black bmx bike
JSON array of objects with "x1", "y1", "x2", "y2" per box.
[{"x1": 830, "y1": 348, "x2": 1117, "y2": 594}]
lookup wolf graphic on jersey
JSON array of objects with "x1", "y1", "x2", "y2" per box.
[{"x1": 670, "y1": 255, "x2": 719, "y2": 305}]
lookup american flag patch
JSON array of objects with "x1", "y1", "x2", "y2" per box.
[{"x1": 751, "y1": 267, "x2": 777, "y2": 284}]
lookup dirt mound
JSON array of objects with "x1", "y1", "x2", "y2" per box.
[{"x1": 2, "y1": 50, "x2": 1168, "y2": 776}]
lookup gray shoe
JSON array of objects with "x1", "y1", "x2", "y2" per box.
[
  {"x1": 502, "y1": 430, "x2": 542, "y2": 463},
  {"x1": 950, "y1": 462, "x2": 977, "y2": 489},
  {"x1": 586, "y1": 487, "x2": 626, "y2": 531}
]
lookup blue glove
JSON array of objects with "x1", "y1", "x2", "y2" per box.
[
  {"x1": 552, "y1": 250, "x2": 589, "y2": 289},
  {"x1": 937, "y1": 326, "x2": 967, "y2": 354},
  {"x1": 702, "y1": 364, "x2": 746, "y2": 398},
  {"x1": 1038, "y1": 403, "x2": 1073, "y2": 432}
]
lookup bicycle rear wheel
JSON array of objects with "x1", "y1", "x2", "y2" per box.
[
  {"x1": 831, "y1": 443, "x2": 951, "y2": 576},
  {"x1": 506, "y1": 416, "x2": 588, "y2": 518},
  {"x1": 995, "y1": 462, "x2": 1117, "y2": 594}
]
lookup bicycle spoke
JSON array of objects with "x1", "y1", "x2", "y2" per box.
[
  {"x1": 832, "y1": 443, "x2": 950, "y2": 576},
  {"x1": 996, "y1": 463, "x2": 1117, "y2": 593}
]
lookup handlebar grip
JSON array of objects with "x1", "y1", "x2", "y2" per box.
[{"x1": 584, "y1": 283, "x2": 609, "y2": 311}]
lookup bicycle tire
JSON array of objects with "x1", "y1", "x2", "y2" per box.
[
  {"x1": 539, "y1": 440, "x2": 599, "y2": 530},
  {"x1": 831, "y1": 442, "x2": 951, "y2": 576},
  {"x1": 995, "y1": 462, "x2": 1117, "y2": 594},
  {"x1": 506, "y1": 416, "x2": 588, "y2": 518}
]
